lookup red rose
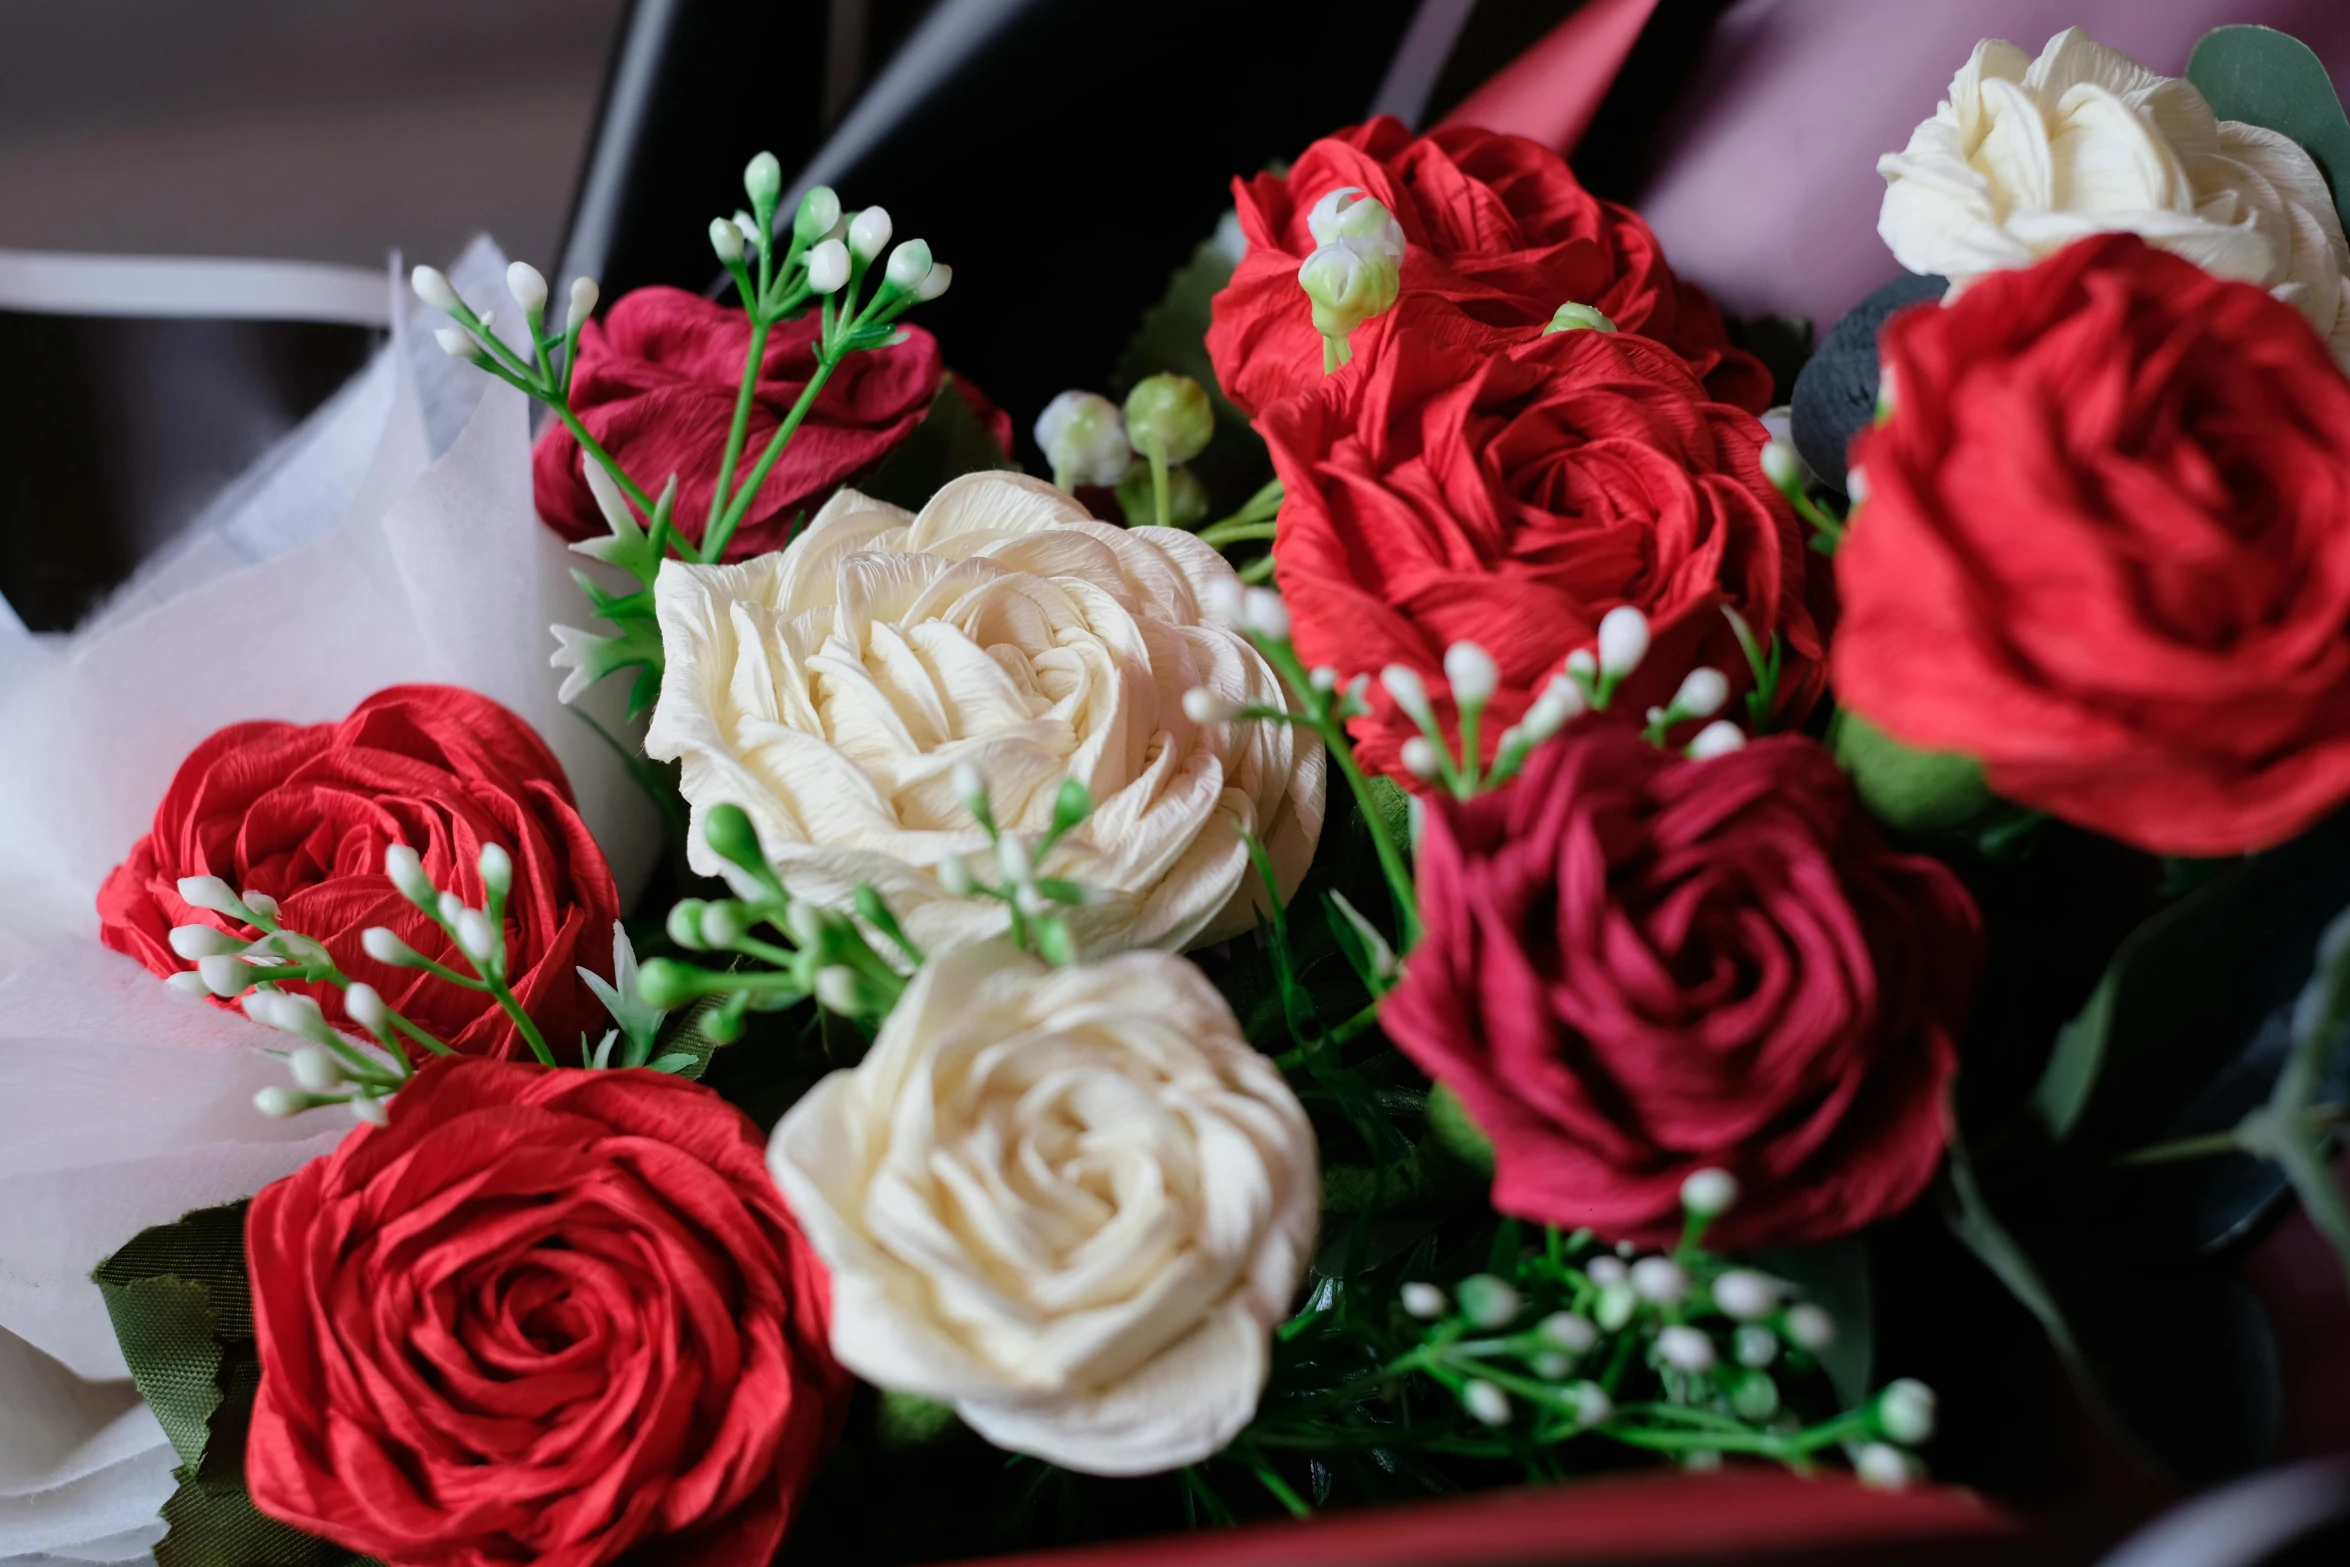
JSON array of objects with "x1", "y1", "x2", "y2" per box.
[
  {"x1": 246, "y1": 1057, "x2": 848, "y2": 1567},
  {"x1": 1837, "y1": 234, "x2": 2350, "y2": 856},
  {"x1": 1261, "y1": 323, "x2": 1824, "y2": 781},
  {"x1": 1383, "y1": 728, "x2": 1979, "y2": 1248},
  {"x1": 533, "y1": 286, "x2": 952, "y2": 561},
  {"x1": 97, "y1": 685, "x2": 618, "y2": 1060},
  {"x1": 1206, "y1": 117, "x2": 1770, "y2": 419}
]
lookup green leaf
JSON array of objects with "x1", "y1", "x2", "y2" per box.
[
  {"x1": 2030, "y1": 809, "x2": 2350, "y2": 1150},
  {"x1": 1939, "y1": 1136, "x2": 2093, "y2": 1389},
  {"x1": 2189, "y1": 25, "x2": 2350, "y2": 234},
  {"x1": 855, "y1": 375, "x2": 1020, "y2": 511}
]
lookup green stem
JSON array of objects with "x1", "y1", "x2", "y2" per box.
[
  {"x1": 707, "y1": 315, "x2": 772, "y2": 535},
  {"x1": 486, "y1": 976, "x2": 558, "y2": 1067},
  {"x1": 2119, "y1": 1106, "x2": 2349, "y2": 1165},
  {"x1": 1149, "y1": 445, "x2": 1171, "y2": 530},
  {"x1": 1197, "y1": 518, "x2": 1278, "y2": 549},
  {"x1": 703, "y1": 357, "x2": 839, "y2": 563},
  {"x1": 1328, "y1": 734, "x2": 1419, "y2": 948},
  {"x1": 1239, "y1": 554, "x2": 1278, "y2": 585},
  {"x1": 553, "y1": 404, "x2": 663, "y2": 538},
  {"x1": 1249, "y1": 1462, "x2": 1312, "y2": 1520}
]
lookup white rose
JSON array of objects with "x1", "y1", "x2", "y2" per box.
[
  {"x1": 768, "y1": 938, "x2": 1318, "y2": 1474},
  {"x1": 643, "y1": 471, "x2": 1324, "y2": 956},
  {"x1": 1878, "y1": 27, "x2": 2350, "y2": 366}
]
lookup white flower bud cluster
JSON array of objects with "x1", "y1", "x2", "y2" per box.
[
  {"x1": 410, "y1": 262, "x2": 600, "y2": 372},
  {"x1": 1034, "y1": 391, "x2": 1131, "y2": 490},
  {"x1": 1298, "y1": 187, "x2": 1406, "y2": 369}
]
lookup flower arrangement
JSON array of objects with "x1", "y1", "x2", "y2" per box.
[{"x1": 10, "y1": 16, "x2": 2350, "y2": 1567}]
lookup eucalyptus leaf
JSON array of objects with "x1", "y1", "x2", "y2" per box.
[{"x1": 2189, "y1": 25, "x2": 2350, "y2": 234}]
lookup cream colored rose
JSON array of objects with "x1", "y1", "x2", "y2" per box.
[
  {"x1": 1878, "y1": 27, "x2": 2350, "y2": 365},
  {"x1": 767, "y1": 938, "x2": 1318, "y2": 1474},
  {"x1": 643, "y1": 471, "x2": 1323, "y2": 956}
]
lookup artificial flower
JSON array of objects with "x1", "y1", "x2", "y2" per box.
[
  {"x1": 97, "y1": 685, "x2": 619, "y2": 1059},
  {"x1": 533, "y1": 286, "x2": 1009, "y2": 561},
  {"x1": 1837, "y1": 232, "x2": 2350, "y2": 856},
  {"x1": 1260, "y1": 324, "x2": 1823, "y2": 782},
  {"x1": 643, "y1": 471, "x2": 1325, "y2": 955},
  {"x1": 1382, "y1": 726, "x2": 1979, "y2": 1249},
  {"x1": 245, "y1": 1057, "x2": 847, "y2": 1567},
  {"x1": 767, "y1": 938, "x2": 1318, "y2": 1475},
  {"x1": 1208, "y1": 117, "x2": 1771, "y2": 417},
  {"x1": 1877, "y1": 27, "x2": 2350, "y2": 365}
]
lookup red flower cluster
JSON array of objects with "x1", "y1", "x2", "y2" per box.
[
  {"x1": 533, "y1": 286, "x2": 1002, "y2": 562},
  {"x1": 247, "y1": 1057, "x2": 848, "y2": 1567},
  {"x1": 1383, "y1": 728, "x2": 1979, "y2": 1248},
  {"x1": 1208, "y1": 118, "x2": 1770, "y2": 419},
  {"x1": 98, "y1": 686, "x2": 618, "y2": 1060},
  {"x1": 1260, "y1": 324, "x2": 1823, "y2": 779},
  {"x1": 1836, "y1": 233, "x2": 2350, "y2": 856}
]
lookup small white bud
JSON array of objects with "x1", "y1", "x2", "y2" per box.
[
  {"x1": 288, "y1": 1045, "x2": 342, "y2": 1092},
  {"x1": 1565, "y1": 648, "x2": 1598, "y2": 684},
  {"x1": 733, "y1": 211, "x2": 763, "y2": 248},
  {"x1": 1630, "y1": 1256, "x2": 1689, "y2": 1307},
  {"x1": 936, "y1": 855, "x2": 977, "y2": 897},
  {"x1": 744, "y1": 149, "x2": 781, "y2": 207},
  {"x1": 1712, "y1": 1270, "x2": 1779, "y2": 1322},
  {"x1": 350, "y1": 1094, "x2": 391, "y2": 1127},
  {"x1": 1783, "y1": 1302, "x2": 1835, "y2": 1351},
  {"x1": 814, "y1": 965, "x2": 862, "y2": 1014},
  {"x1": 1034, "y1": 391, "x2": 1132, "y2": 489},
  {"x1": 1443, "y1": 641, "x2": 1498, "y2": 709},
  {"x1": 913, "y1": 261, "x2": 953, "y2": 302},
  {"x1": 169, "y1": 924, "x2": 241, "y2": 960},
  {"x1": 1306, "y1": 187, "x2": 1405, "y2": 255},
  {"x1": 1571, "y1": 1383, "x2": 1613, "y2": 1427},
  {"x1": 505, "y1": 261, "x2": 547, "y2": 316},
  {"x1": 344, "y1": 982, "x2": 390, "y2": 1038},
  {"x1": 165, "y1": 970, "x2": 214, "y2": 999},
  {"x1": 709, "y1": 217, "x2": 745, "y2": 265},
  {"x1": 198, "y1": 954, "x2": 250, "y2": 998},
  {"x1": 1877, "y1": 1379, "x2": 1937, "y2": 1445},
  {"x1": 1596, "y1": 1281, "x2": 1638, "y2": 1332},
  {"x1": 806, "y1": 238, "x2": 851, "y2": 294},
  {"x1": 1735, "y1": 1324, "x2": 1781, "y2": 1367},
  {"x1": 254, "y1": 1086, "x2": 302, "y2": 1118},
  {"x1": 1646, "y1": 706, "x2": 1669, "y2": 730},
  {"x1": 884, "y1": 238, "x2": 934, "y2": 294},
  {"x1": 951, "y1": 760, "x2": 988, "y2": 813},
  {"x1": 1380, "y1": 664, "x2": 1435, "y2": 728},
  {"x1": 177, "y1": 875, "x2": 244, "y2": 917},
  {"x1": 454, "y1": 909, "x2": 499, "y2": 967},
  {"x1": 1456, "y1": 1274, "x2": 1520, "y2": 1329},
  {"x1": 1240, "y1": 588, "x2": 1290, "y2": 642},
  {"x1": 1400, "y1": 737, "x2": 1443, "y2": 782},
  {"x1": 362, "y1": 926, "x2": 419, "y2": 967},
  {"x1": 848, "y1": 206, "x2": 893, "y2": 262},
  {"x1": 1532, "y1": 1352, "x2": 1573, "y2": 1380},
  {"x1": 437, "y1": 890, "x2": 465, "y2": 929},
  {"x1": 1400, "y1": 1282, "x2": 1446, "y2": 1319},
  {"x1": 478, "y1": 843, "x2": 513, "y2": 898},
  {"x1": 700, "y1": 902, "x2": 746, "y2": 948},
  {"x1": 1761, "y1": 439, "x2": 1804, "y2": 493},
  {"x1": 1199, "y1": 576, "x2": 1246, "y2": 627},
  {"x1": 783, "y1": 901, "x2": 826, "y2": 949},
  {"x1": 1671, "y1": 668, "x2": 1730, "y2": 721},
  {"x1": 434, "y1": 326, "x2": 482, "y2": 362},
  {"x1": 995, "y1": 833, "x2": 1033, "y2": 887},
  {"x1": 257, "y1": 991, "x2": 326, "y2": 1039},
  {"x1": 241, "y1": 890, "x2": 279, "y2": 920},
  {"x1": 1656, "y1": 1325, "x2": 1716, "y2": 1373},
  {"x1": 1846, "y1": 466, "x2": 1871, "y2": 507},
  {"x1": 1520, "y1": 673, "x2": 1588, "y2": 741},
  {"x1": 1461, "y1": 1380, "x2": 1512, "y2": 1427},
  {"x1": 793, "y1": 184, "x2": 842, "y2": 244},
  {"x1": 383, "y1": 844, "x2": 432, "y2": 903},
  {"x1": 1540, "y1": 1311, "x2": 1599, "y2": 1355},
  {"x1": 1298, "y1": 236, "x2": 1401, "y2": 342},
  {"x1": 1015, "y1": 883, "x2": 1052, "y2": 918},
  {"x1": 1596, "y1": 605, "x2": 1650, "y2": 678},
  {"x1": 1686, "y1": 720, "x2": 1748, "y2": 761},
  {"x1": 410, "y1": 264, "x2": 460, "y2": 313},
  {"x1": 1586, "y1": 1256, "x2": 1628, "y2": 1287},
  {"x1": 1309, "y1": 666, "x2": 1339, "y2": 693},
  {"x1": 567, "y1": 276, "x2": 600, "y2": 329},
  {"x1": 1855, "y1": 1442, "x2": 1912, "y2": 1490},
  {"x1": 1183, "y1": 687, "x2": 1241, "y2": 724},
  {"x1": 1681, "y1": 1167, "x2": 1740, "y2": 1217}
]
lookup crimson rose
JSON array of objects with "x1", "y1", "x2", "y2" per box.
[
  {"x1": 1261, "y1": 324, "x2": 1824, "y2": 782},
  {"x1": 534, "y1": 286, "x2": 992, "y2": 561},
  {"x1": 1382, "y1": 728, "x2": 1978, "y2": 1248},
  {"x1": 1837, "y1": 233, "x2": 2350, "y2": 856},
  {"x1": 246, "y1": 1057, "x2": 848, "y2": 1567},
  {"x1": 97, "y1": 685, "x2": 618, "y2": 1060},
  {"x1": 1207, "y1": 117, "x2": 1770, "y2": 419}
]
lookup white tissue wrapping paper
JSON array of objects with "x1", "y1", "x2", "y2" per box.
[{"x1": 0, "y1": 238, "x2": 659, "y2": 1563}]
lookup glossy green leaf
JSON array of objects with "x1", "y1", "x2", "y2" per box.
[{"x1": 2189, "y1": 25, "x2": 2350, "y2": 234}]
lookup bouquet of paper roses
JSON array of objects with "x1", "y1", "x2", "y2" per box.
[{"x1": 6, "y1": 14, "x2": 2350, "y2": 1567}]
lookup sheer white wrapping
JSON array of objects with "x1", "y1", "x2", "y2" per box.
[{"x1": 0, "y1": 239, "x2": 658, "y2": 1562}]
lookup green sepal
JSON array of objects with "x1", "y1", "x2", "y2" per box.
[
  {"x1": 2189, "y1": 26, "x2": 2350, "y2": 235},
  {"x1": 1827, "y1": 708, "x2": 1994, "y2": 834}
]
